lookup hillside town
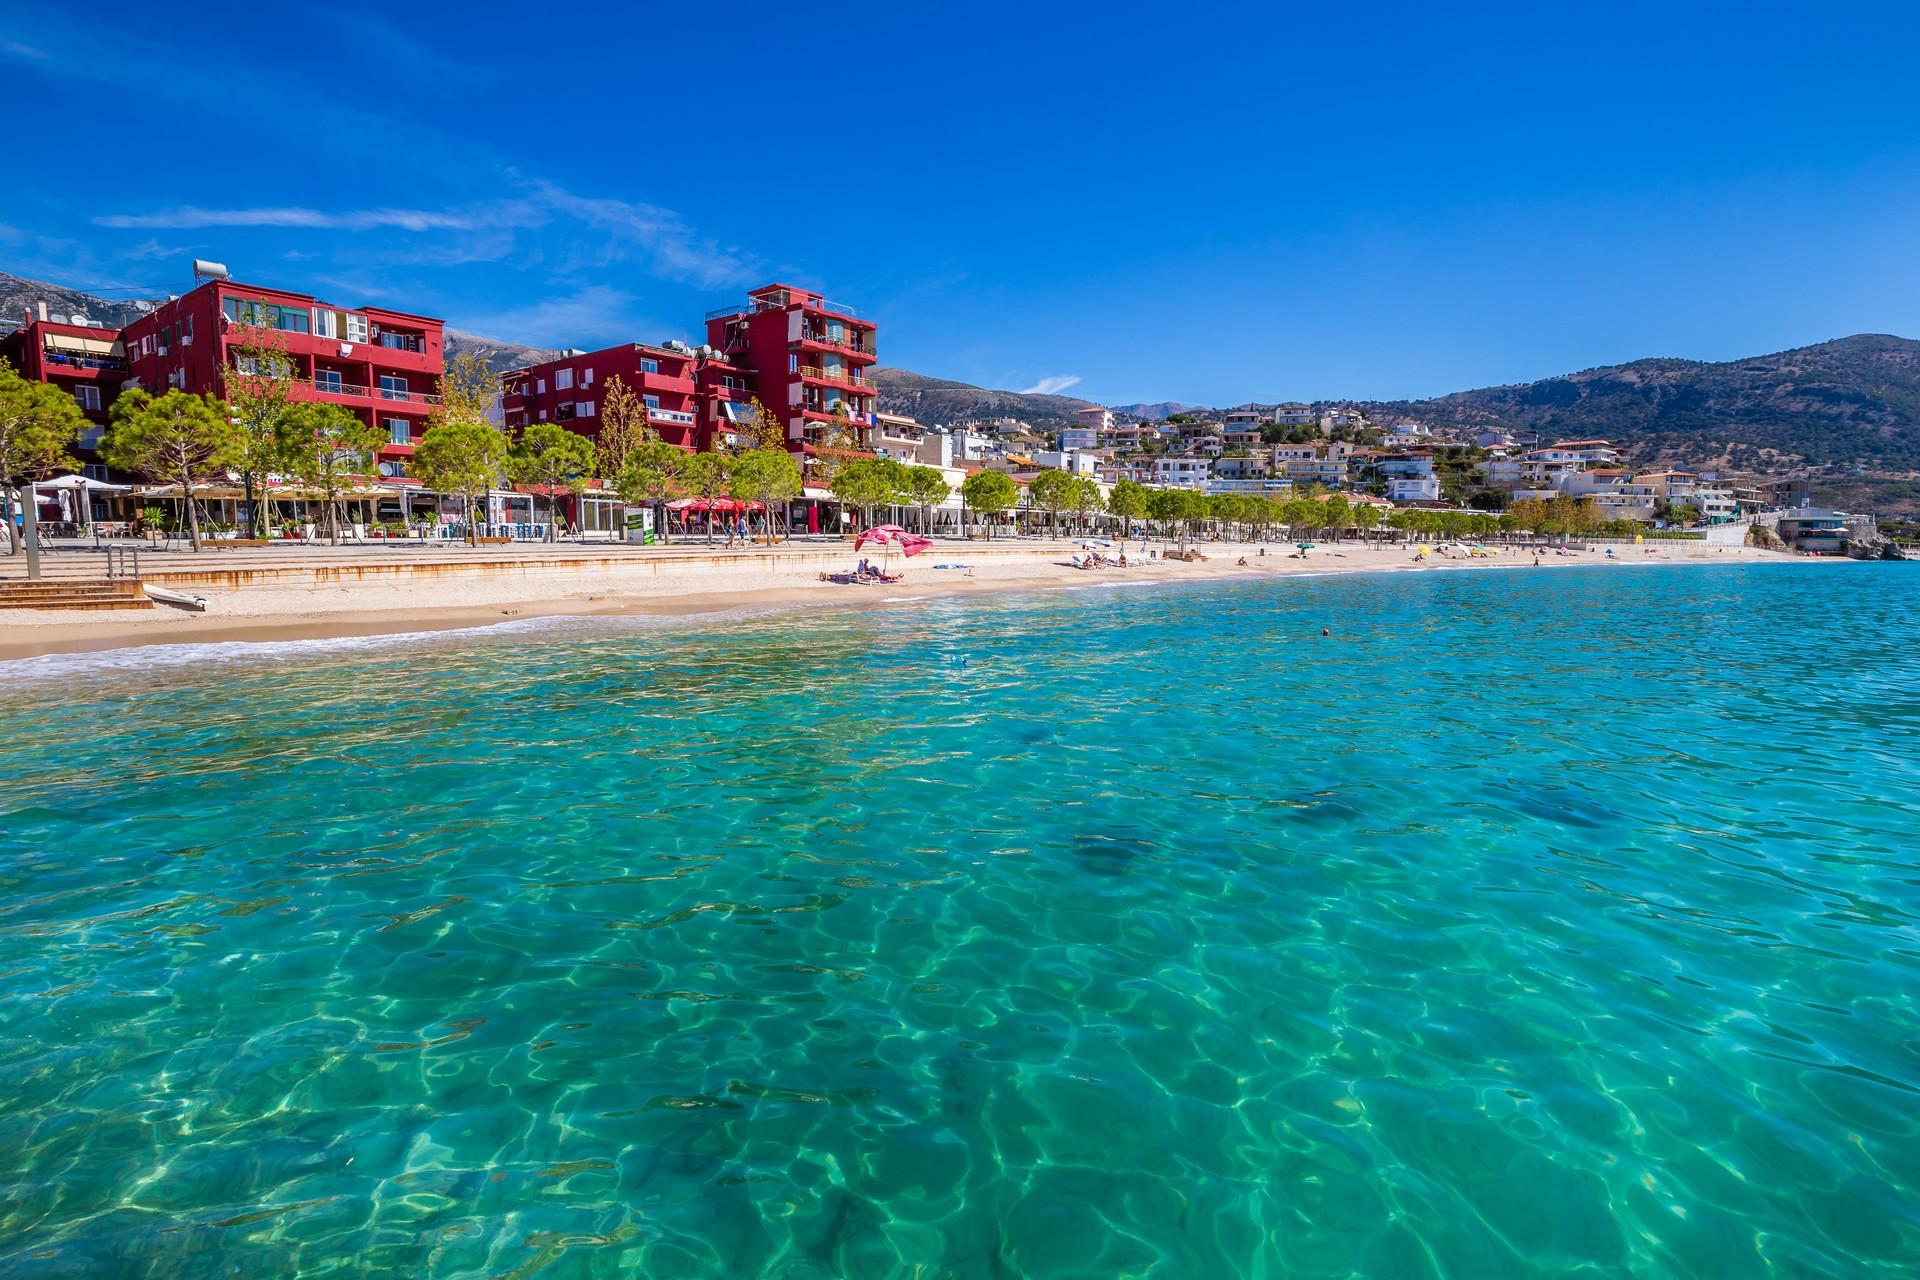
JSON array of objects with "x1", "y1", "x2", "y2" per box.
[{"x1": 0, "y1": 266, "x2": 1893, "y2": 559}]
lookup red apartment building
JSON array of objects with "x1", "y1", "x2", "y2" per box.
[
  {"x1": 502, "y1": 283, "x2": 878, "y2": 463},
  {"x1": 503, "y1": 341, "x2": 707, "y2": 452},
  {"x1": 0, "y1": 308, "x2": 129, "y2": 460},
  {"x1": 704, "y1": 284, "x2": 877, "y2": 450},
  {"x1": 119, "y1": 280, "x2": 444, "y2": 473}
]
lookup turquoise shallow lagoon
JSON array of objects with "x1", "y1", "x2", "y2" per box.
[{"x1": 1, "y1": 563, "x2": 1917, "y2": 1277}]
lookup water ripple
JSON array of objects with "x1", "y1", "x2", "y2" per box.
[{"x1": 0, "y1": 563, "x2": 1916, "y2": 1277}]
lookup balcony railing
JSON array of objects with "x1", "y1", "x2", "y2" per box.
[
  {"x1": 798, "y1": 330, "x2": 874, "y2": 357},
  {"x1": 44, "y1": 352, "x2": 127, "y2": 372},
  {"x1": 304, "y1": 377, "x2": 442, "y2": 408},
  {"x1": 649, "y1": 407, "x2": 697, "y2": 426},
  {"x1": 798, "y1": 365, "x2": 872, "y2": 388}
]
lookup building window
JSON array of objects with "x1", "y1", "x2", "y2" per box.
[
  {"x1": 73, "y1": 385, "x2": 101, "y2": 411},
  {"x1": 315, "y1": 369, "x2": 343, "y2": 392},
  {"x1": 345, "y1": 314, "x2": 369, "y2": 344},
  {"x1": 387, "y1": 419, "x2": 412, "y2": 446},
  {"x1": 180, "y1": 315, "x2": 194, "y2": 343},
  {"x1": 640, "y1": 358, "x2": 659, "y2": 374},
  {"x1": 555, "y1": 368, "x2": 574, "y2": 390},
  {"x1": 556, "y1": 402, "x2": 576, "y2": 420},
  {"x1": 581, "y1": 368, "x2": 593, "y2": 386},
  {"x1": 535, "y1": 378, "x2": 546, "y2": 394},
  {"x1": 313, "y1": 309, "x2": 338, "y2": 339},
  {"x1": 644, "y1": 394, "x2": 660, "y2": 410},
  {"x1": 380, "y1": 374, "x2": 408, "y2": 401},
  {"x1": 578, "y1": 401, "x2": 595, "y2": 417}
]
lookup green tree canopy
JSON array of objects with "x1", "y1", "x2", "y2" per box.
[
  {"x1": 1107, "y1": 477, "x2": 1148, "y2": 523},
  {"x1": 278, "y1": 402, "x2": 386, "y2": 544},
  {"x1": 412, "y1": 418, "x2": 507, "y2": 545},
  {"x1": 905, "y1": 465, "x2": 951, "y2": 533},
  {"x1": 1069, "y1": 476, "x2": 1104, "y2": 528},
  {"x1": 102, "y1": 389, "x2": 242, "y2": 550},
  {"x1": 679, "y1": 450, "x2": 732, "y2": 543},
  {"x1": 1027, "y1": 469, "x2": 1075, "y2": 527},
  {"x1": 612, "y1": 440, "x2": 687, "y2": 543},
  {"x1": 223, "y1": 332, "x2": 298, "y2": 537},
  {"x1": 0, "y1": 359, "x2": 86, "y2": 555},
  {"x1": 508, "y1": 423, "x2": 598, "y2": 539},
  {"x1": 832, "y1": 457, "x2": 911, "y2": 526},
  {"x1": 960, "y1": 469, "x2": 1018, "y2": 537},
  {"x1": 728, "y1": 448, "x2": 803, "y2": 538}
]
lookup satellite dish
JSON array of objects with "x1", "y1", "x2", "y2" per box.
[
  {"x1": 135, "y1": 300, "x2": 155, "y2": 312},
  {"x1": 378, "y1": 462, "x2": 401, "y2": 478},
  {"x1": 71, "y1": 313, "x2": 91, "y2": 326},
  {"x1": 193, "y1": 259, "x2": 231, "y2": 281}
]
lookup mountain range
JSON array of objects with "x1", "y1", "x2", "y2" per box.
[{"x1": 4, "y1": 271, "x2": 1916, "y2": 511}]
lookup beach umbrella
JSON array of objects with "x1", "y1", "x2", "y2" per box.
[{"x1": 853, "y1": 523, "x2": 932, "y2": 576}]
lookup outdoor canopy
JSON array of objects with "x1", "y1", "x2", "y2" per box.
[
  {"x1": 854, "y1": 525, "x2": 933, "y2": 557},
  {"x1": 34, "y1": 475, "x2": 131, "y2": 493},
  {"x1": 666, "y1": 498, "x2": 765, "y2": 513}
]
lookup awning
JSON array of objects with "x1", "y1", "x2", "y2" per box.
[
  {"x1": 44, "y1": 333, "x2": 121, "y2": 356},
  {"x1": 36, "y1": 474, "x2": 132, "y2": 493},
  {"x1": 719, "y1": 400, "x2": 749, "y2": 423}
]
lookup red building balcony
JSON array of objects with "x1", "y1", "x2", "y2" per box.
[{"x1": 795, "y1": 329, "x2": 877, "y2": 362}]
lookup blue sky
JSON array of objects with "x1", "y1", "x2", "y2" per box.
[{"x1": 3, "y1": 1, "x2": 1917, "y2": 404}]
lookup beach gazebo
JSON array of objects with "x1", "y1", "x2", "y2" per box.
[{"x1": 34, "y1": 475, "x2": 132, "y2": 535}]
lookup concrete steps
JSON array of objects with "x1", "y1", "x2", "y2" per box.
[{"x1": 0, "y1": 578, "x2": 153, "y2": 612}]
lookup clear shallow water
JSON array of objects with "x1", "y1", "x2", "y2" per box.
[{"x1": 2, "y1": 563, "x2": 1918, "y2": 1278}]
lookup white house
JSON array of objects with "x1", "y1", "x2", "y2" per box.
[
  {"x1": 1694, "y1": 488, "x2": 1738, "y2": 523},
  {"x1": 1058, "y1": 424, "x2": 1102, "y2": 451},
  {"x1": 1386, "y1": 475, "x2": 1441, "y2": 502},
  {"x1": 1213, "y1": 454, "x2": 1271, "y2": 480},
  {"x1": 1030, "y1": 449, "x2": 1103, "y2": 477},
  {"x1": 1271, "y1": 403, "x2": 1314, "y2": 426},
  {"x1": 1383, "y1": 422, "x2": 1433, "y2": 448},
  {"x1": 1532, "y1": 439, "x2": 1620, "y2": 466},
  {"x1": 1151, "y1": 456, "x2": 1211, "y2": 489},
  {"x1": 1071, "y1": 406, "x2": 1114, "y2": 434}
]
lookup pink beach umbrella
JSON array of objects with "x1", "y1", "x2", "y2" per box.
[
  {"x1": 853, "y1": 524, "x2": 932, "y2": 577},
  {"x1": 854, "y1": 525, "x2": 933, "y2": 557}
]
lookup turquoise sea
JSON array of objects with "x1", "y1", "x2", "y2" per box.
[{"x1": 1, "y1": 563, "x2": 1917, "y2": 1278}]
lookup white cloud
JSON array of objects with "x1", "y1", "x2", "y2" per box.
[
  {"x1": 1, "y1": 40, "x2": 48, "y2": 60},
  {"x1": 452, "y1": 285, "x2": 675, "y2": 349},
  {"x1": 88, "y1": 182, "x2": 755, "y2": 290},
  {"x1": 94, "y1": 206, "x2": 489, "y2": 232},
  {"x1": 522, "y1": 179, "x2": 757, "y2": 289},
  {"x1": 1020, "y1": 375, "x2": 1083, "y2": 396}
]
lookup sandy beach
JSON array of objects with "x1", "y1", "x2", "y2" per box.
[{"x1": 0, "y1": 538, "x2": 1807, "y2": 661}]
